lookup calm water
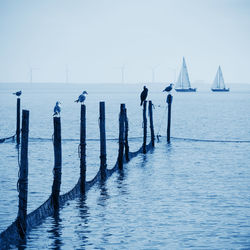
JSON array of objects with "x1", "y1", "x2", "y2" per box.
[{"x1": 0, "y1": 83, "x2": 250, "y2": 249}]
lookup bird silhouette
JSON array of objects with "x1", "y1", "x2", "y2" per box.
[
  {"x1": 140, "y1": 86, "x2": 148, "y2": 106},
  {"x1": 163, "y1": 83, "x2": 174, "y2": 92},
  {"x1": 13, "y1": 90, "x2": 22, "y2": 96},
  {"x1": 75, "y1": 91, "x2": 88, "y2": 103},
  {"x1": 53, "y1": 101, "x2": 61, "y2": 116}
]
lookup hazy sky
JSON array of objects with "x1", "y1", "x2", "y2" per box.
[{"x1": 0, "y1": 0, "x2": 249, "y2": 84}]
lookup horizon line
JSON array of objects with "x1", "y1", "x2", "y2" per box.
[{"x1": 0, "y1": 81, "x2": 250, "y2": 85}]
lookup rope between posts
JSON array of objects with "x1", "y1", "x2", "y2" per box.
[
  {"x1": 171, "y1": 137, "x2": 250, "y2": 143},
  {"x1": 28, "y1": 137, "x2": 145, "y2": 142},
  {"x1": 26, "y1": 136, "x2": 250, "y2": 143}
]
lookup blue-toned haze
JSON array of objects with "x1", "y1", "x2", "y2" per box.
[{"x1": 0, "y1": 0, "x2": 250, "y2": 84}]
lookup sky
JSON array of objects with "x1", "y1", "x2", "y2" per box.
[{"x1": 0, "y1": 0, "x2": 250, "y2": 84}]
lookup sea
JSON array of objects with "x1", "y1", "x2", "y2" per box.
[{"x1": 0, "y1": 82, "x2": 250, "y2": 249}]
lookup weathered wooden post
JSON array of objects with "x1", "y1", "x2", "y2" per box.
[
  {"x1": 99, "y1": 102, "x2": 107, "y2": 179},
  {"x1": 80, "y1": 104, "x2": 86, "y2": 193},
  {"x1": 16, "y1": 98, "x2": 21, "y2": 144},
  {"x1": 148, "y1": 100, "x2": 155, "y2": 147},
  {"x1": 167, "y1": 94, "x2": 173, "y2": 143},
  {"x1": 142, "y1": 101, "x2": 147, "y2": 153},
  {"x1": 51, "y1": 116, "x2": 62, "y2": 209},
  {"x1": 17, "y1": 110, "x2": 29, "y2": 239},
  {"x1": 124, "y1": 108, "x2": 129, "y2": 162},
  {"x1": 118, "y1": 104, "x2": 125, "y2": 169}
]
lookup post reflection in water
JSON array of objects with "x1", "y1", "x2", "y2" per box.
[
  {"x1": 98, "y1": 180, "x2": 110, "y2": 208},
  {"x1": 17, "y1": 234, "x2": 27, "y2": 250},
  {"x1": 97, "y1": 180, "x2": 110, "y2": 245},
  {"x1": 165, "y1": 139, "x2": 172, "y2": 152},
  {"x1": 75, "y1": 195, "x2": 90, "y2": 248},
  {"x1": 117, "y1": 169, "x2": 125, "y2": 189},
  {"x1": 48, "y1": 210, "x2": 63, "y2": 250},
  {"x1": 139, "y1": 154, "x2": 149, "y2": 169},
  {"x1": 117, "y1": 169, "x2": 129, "y2": 196},
  {"x1": 16, "y1": 144, "x2": 27, "y2": 250},
  {"x1": 139, "y1": 146, "x2": 155, "y2": 169}
]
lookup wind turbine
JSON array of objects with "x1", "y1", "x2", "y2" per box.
[
  {"x1": 65, "y1": 65, "x2": 69, "y2": 84},
  {"x1": 29, "y1": 67, "x2": 39, "y2": 83},
  {"x1": 121, "y1": 65, "x2": 125, "y2": 84},
  {"x1": 166, "y1": 67, "x2": 177, "y2": 83},
  {"x1": 151, "y1": 65, "x2": 159, "y2": 83}
]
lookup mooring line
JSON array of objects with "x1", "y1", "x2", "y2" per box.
[
  {"x1": 1, "y1": 135, "x2": 249, "y2": 144},
  {"x1": 29, "y1": 136, "x2": 145, "y2": 142},
  {"x1": 171, "y1": 136, "x2": 250, "y2": 143},
  {"x1": 26, "y1": 136, "x2": 250, "y2": 143}
]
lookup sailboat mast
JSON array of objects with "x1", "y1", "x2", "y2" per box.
[
  {"x1": 181, "y1": 60, "x2": 183, "y2": 89},
  {"x1": 218, "y1": 67, "x2": 220, "y2": 88}
]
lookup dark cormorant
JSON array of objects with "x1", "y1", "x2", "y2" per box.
[
  {"x1": 53, "y1": 101, "x2": 61, "y2": 116},
  {"x1": 13, "y1": 90, "x2": 22, "y2": 96},
  {"x1": 140, "y1": 86, "x2": 148, "y2": 106},
  {"x1": 163, "y1": 83, "x2": 174, "y2": 92}
]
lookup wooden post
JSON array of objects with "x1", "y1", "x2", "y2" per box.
[
  {"x1": 52, "y1": 117, "x2": 62, "y2": 209},
  {"x1": 118, "y1": 104, "x2": 125, "y2": 169},
  {"x1": 16, "y1": 98, "x2": 21, "y2": 144},
  {"x1": 142, "y1": 101, "x2": 147, "y2": 153},
  {"x1": 99, "y1": 102, "x2": 107, "y2": 179},
  {"x1": 167, "y1": 94, "x2": 173, "y2": 143},
  {"x1": 17, "y1": 110, "x2": 29, "y2": 239},
  {"x1": 80, "y1": 104, "x2": 86, "y2": 193},
  {"x1": 124, "y1": 108, "x2": 129, "y2": 162},
  {"x1": 148, "y1": 100, "x2": 155, "y2": 147}
]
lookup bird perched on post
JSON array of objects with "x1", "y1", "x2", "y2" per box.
[
  {"x1": 163, "y1": 83, "x2": 174, "y2": 93},
  {"x1": 53, "y1": 101, "x2": 61, "y2": 116},
  {"x1": 140, "y1": 86, "x2": 148, "y2": 106},
  {"x1": 75, "y1": 91, "x2": 88, "y2": 103},
  {"x1": 13, "y1": 90, "x2": 22, "y2": 96}
]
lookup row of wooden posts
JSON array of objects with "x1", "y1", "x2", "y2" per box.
[{"x1": 12, "y1": 95, "x2": 173, "y2": 240}]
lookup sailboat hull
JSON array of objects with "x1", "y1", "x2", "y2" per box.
[
  {"x1": 211, "y1": 66, "x2": 229, "y2": 92},
  {"x1": 175, "y1": 88, "x2": 197, "y2": 92},
  {"x1": 211, "y1": 88, "x2": 230, "y2": 92}
]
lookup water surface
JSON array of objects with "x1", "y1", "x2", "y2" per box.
[{"x1": 0, "y1": 83, "x2": 250, "y2": 249}]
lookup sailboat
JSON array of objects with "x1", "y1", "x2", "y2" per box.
[
  {"x1": 175, "y1": 57, "x2": 196, "y2": 92},
  {"x1": 211, "y1": 66, "x2": 229, "y2": 92}
]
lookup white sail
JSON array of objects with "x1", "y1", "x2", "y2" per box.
[
  {"x1": 175, "y1": 57, "x2": 191, "y2": 89},
  {"x1": 212, "y1": 66, "x2": 226, "y2": 89}
]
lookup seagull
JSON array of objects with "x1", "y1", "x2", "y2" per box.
[
  {"x1": 75, "y1": 91, "x2": 88, "y2": 103},
  {"x1": 163, "y1": 83, "x2": 174, "y2": 92},
  {"x1": 53, "y1": 101, "x2": 61, "y2": 116},
  {"x1": 13, "y1": 90, "x2": 22, "y2": 96},
  {"x1": 140, "y1": 86, "x2": 148, "y2": 106}
]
